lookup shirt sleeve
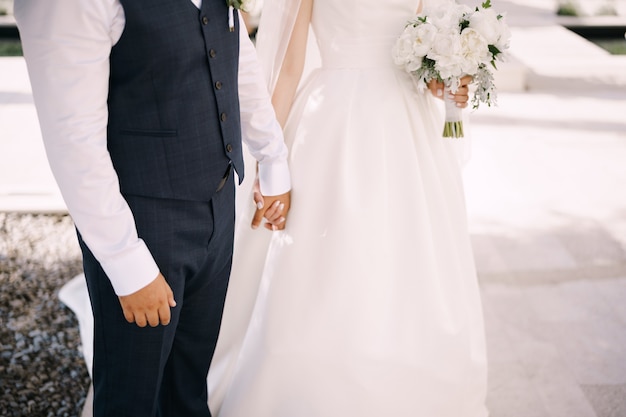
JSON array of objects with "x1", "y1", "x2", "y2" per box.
[
  {"x1": 14, "y1": 0, "x2": 160, "y2": 296},
  {"x1": 237, "y1": 13, "x2": 292, "y2": 196}
]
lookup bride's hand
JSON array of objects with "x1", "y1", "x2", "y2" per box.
[{"x1": 427, "y1": 75, "x2": 472, "y2": 108}]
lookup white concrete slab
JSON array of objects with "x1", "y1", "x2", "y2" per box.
[{"x1": 0, "y1": 57, "x2": 65, "y2": 212}]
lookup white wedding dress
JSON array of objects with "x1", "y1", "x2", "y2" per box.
[{"x1": 207, "y1": 0, "x2": 488, "y2": 416}]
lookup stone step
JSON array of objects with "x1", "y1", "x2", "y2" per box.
[{"x1": 509, "y1": 25, "x2": 626, "y2": 91}]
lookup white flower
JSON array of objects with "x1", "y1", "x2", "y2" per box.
[
  {"x1": 468, "y1": 8, "x2": 500, "y2": 44},
  {"x1": 392, "y1": 21, "x2": 437, "y2": 71},
  {"x1": 425, "y1": 1, "x2": 471, "y2": 29},
  {"x1": 406, "y1": 56, "x2": 424, "y2": 73},
  {"x1": 428, "y1": 29, "x2": 463, "y2": 80},
  {"x1": 493, "y1": 15, "x2": 512, "y2": 53},
  {"x1": 392, "y1": 31, "x2": 415, "y2": 66},
  {"x1": 392, "y1": 0, "x2": 510, "y2": 115},
  {"x1": 469, "y1": 7, "x2": 511, "y2": 55},
  {"x1": 410, "y1": 22, "x2": 438, "y2": 57},
  {"x1": 459, "y1": 28, "x2": 491, "y2": 72}
]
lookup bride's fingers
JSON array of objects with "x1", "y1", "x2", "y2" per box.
[
  {"x1": 449, "y1": 90, "x2": 469, "y2": 107},
  {"x1": 453, "y1": 99, "x2": 469, "y2": 108},
  {"x1": 455, "y1": 85, "x2": 469, "y2": 94},
  {"x1": 453, "y1": 94, "x2": 469, "y2": 104},
  {"x1": 428, "y1": 75, "x2": 472, "y2": 100},
  {"x1": 252, "y1": 176, "x2": 264, "y2": 210},
  {"x1": 428, "y1": 81, "x2": 444, "y2": 99},
  {"x1": 251, "y1": 206, "x2": 265, "y2": 229},
  {"x1": 460, "y1": 74, "x2": 473, "y2": 86},
  {"x1": 253, "y1": 191, "x2": 264, "y2": 210}
]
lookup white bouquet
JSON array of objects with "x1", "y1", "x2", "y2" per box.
[{"x1": 392, "y1": 0, "x2": 511, "y2": 137}]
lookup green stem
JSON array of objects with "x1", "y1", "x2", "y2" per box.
[{"x1": 442, "y1": 121, "x2": 465, "y2": 138}]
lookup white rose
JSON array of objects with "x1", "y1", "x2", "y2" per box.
[
  {"x1": 428, "y1": 29, "x2": 461, "y2": 60},
  {"x1": 468, "y1": 8, "x2": 501, "y2": 45},
  {"x1": 427, "y1": 29, "x2": 463, "y2": 80},
  {"x1": 459, "y1": 28, "x2": 491, "y2": 72},
  {"x1": 422, "y1": 1, "x2": 472, "y2": 33},
  {"x1": 425, "y1": 2, "x2": 461, "y2": 31},
  {"x1": 406, "y1": 56, "x2": 424, "y2": 73},
  {"x1": 432, "y1": 52, "x2": 463, "y2": 80},
  {"x1": 410, "y1": 22, "x2": 438, "y2": 57},
  {"x1": 436, "y1": 59, "x2": 463, "y2": 81},
  {"x1": 392, "y1": 31, "x2": 416, "y2": 66}
]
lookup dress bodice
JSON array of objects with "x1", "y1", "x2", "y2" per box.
[{"x1": 311, "y1": 0, "x2": 421, "y2": 69}]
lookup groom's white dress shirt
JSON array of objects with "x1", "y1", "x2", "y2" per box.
[{"x1": 15, "y1": 0, "x2": 290, "y2": 296}]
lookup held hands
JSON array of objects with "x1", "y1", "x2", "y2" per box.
[
  {"x1": 251, "y1": 178, "x2": 291, "y2": 231},
  {"x1": 118, "y1": 273, "x2": 176, "y2": 327},
  {"x1": 428, "y1": 75, "x2": 473, "y2": 108}
]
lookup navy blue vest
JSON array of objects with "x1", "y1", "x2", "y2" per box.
[{"x1": 107, "y1": 0, "x2": 244, "y2": 201}]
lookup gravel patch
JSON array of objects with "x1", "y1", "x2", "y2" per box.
[{"x1": 0, "y1": 213, "x2": 88, "y2": 417}]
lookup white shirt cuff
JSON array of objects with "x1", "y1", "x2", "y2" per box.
[
  {"x1": 100, "y1": 240, "x2": 160, "y2": 296},
  {"x1": 258, "y1": 160, "x2": 291, "y2": 196}
]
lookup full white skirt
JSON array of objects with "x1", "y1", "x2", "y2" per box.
[{"x1": 209, "y1": 66, "x2": 488, "y2": 417}]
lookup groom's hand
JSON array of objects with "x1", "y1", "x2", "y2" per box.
[
  {"x1": 256, "y1": 192, "x2": 291, "y2": 231},
  {"x1": 118, "y1": 273, "x2": 177, "y2": 328},
  {"x1": 251, "y1": 188, "x2": 291, "y2": 232}
]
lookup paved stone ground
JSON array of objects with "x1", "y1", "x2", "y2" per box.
[
  {"x1": 467, "y1": 89, "x2": 626, "y2": 417},
  {"x1": 1, "y1": 0, "x2": 626, "y2": 415},
  {"x1": 464, "y1": 2, "x2": 626, "y2": 414}
]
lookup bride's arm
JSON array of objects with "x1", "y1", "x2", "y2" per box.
[{"x1": 271, "y1": 0, "x2": 313, "y2": 128}]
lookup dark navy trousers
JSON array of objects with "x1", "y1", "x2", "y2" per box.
[{"x1": 79, "y1": 175, "x2": 235, "y2": 417}]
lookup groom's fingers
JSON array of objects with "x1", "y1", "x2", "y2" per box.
[
  {"x1": 264, "y1": 201, "x2": 283, "y2": 222},
  {"x1": 118, "y1": 273, "x2": 175, "y2": 328},
  {"x1": 158, "y1": 307, "x2": 171, "y2": 326},
  {"x1": 145, "y1": 309, "x2": 160, "y2": 327},
  {"x1": 252, "y1": 199, "x2": 281, "y2": 228},
  {"x1": 134, "y1": 313, "x2": 148, "y2": 328},
  {"x1": 252, "y1": 197, "x2": 280, "y2": 229},
  {"x1": 158, "y1": 293, "x2": 173, "y2": 326},
  {"x1": 167, "y1": 288, "x2": 177, "y2": 308},
  {"x1": 264, "y1": 193, "x2": 291, "y2": 231},
  {"x1": 251, "y1": 191, "x2": 291, "y2": 231},
  {"x1": 121, "y1": 307, "x2": 135, "y2": 324}
]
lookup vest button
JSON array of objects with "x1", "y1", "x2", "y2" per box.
[
  {"x1": 202, "y1": 16, "x2": 209, "y2": 25},
  {"x1": 220, "y1": 113, "x2": 227, "y2": 122},
  {"x1": 215, "y1": 81, "x2": 223, "y2": 90},
  {"x1": 226, "y1": 144, "x2": 233, "y2": 153},
  {"x1": 209, "y1": 49, "x2": 217, "y2": 58}
]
